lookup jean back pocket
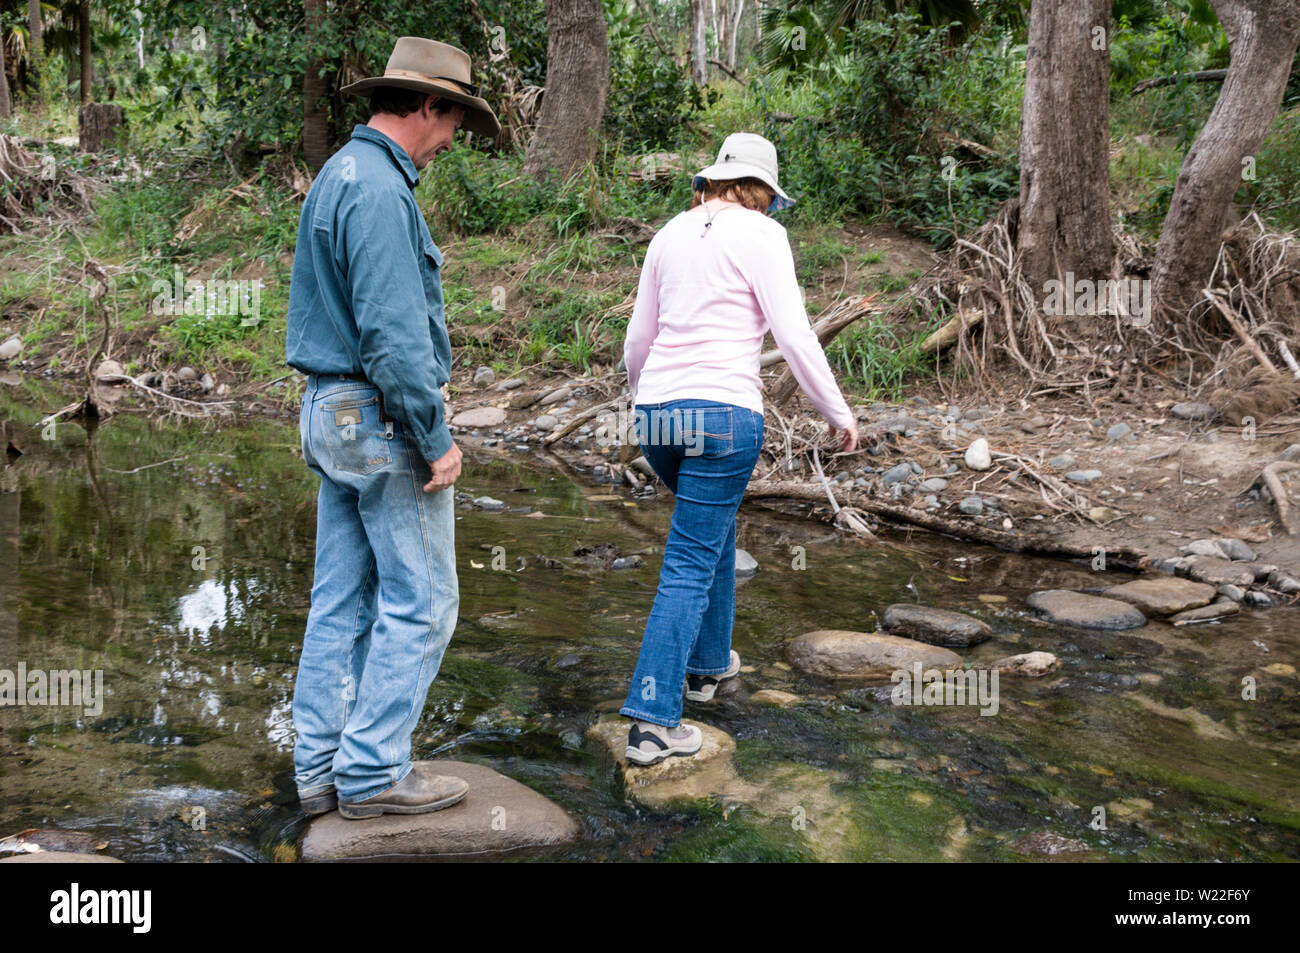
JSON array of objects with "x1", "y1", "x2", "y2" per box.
[{"x1": 318, "y1": 392, "x2": 393, "y2": 475}]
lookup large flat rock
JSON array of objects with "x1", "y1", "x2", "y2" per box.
[
  {"x1": 787, "y1": 630, "x2": 963, "y2": 679},
  {"x1": 301, "y1": 760, "x2": 579, "y2": 861},
  {"x1": 1026, "y1": 590, "x2": 1146, "y2": 630},
  {"x1": 451, "y1": 406, "x2": 506, "y2": 428},
  {"x1": 1183, "y1": 556, "x2": 1257, "y2": 588},
  {"x1": 881, "y1": 604, "x2": 992, "y2": 647},
  {"x1": 1102, "y1": 577, "x2": 1216, "y2": 616}
]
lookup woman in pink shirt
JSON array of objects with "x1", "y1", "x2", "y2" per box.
[{"x1": 620, "y1": 133, "x2": 859, "y2": 765}]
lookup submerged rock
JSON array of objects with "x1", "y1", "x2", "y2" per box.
[
  {"x1": 1170, "y1": 601, "x2": 1239, "y2": 625},
  {"x1": 992, "y1": 651, "x2": 1061, "y2": 677},
  {"x1": 301, "y1": 761, "x2": 579, "y2": 860},
  {"x1": 1101, "y1": 577, "x2": 1216, "y2": 617},
  {"x1": 749, "y1": 689, "x2": 801, "y2": 707},
  {"x1": 1011, "y1": 831, "x2": 1093, "y2": 858},
  {"x1": 1026, "y1": 590, "x2": 1146, "y2": 630},
  {"x1": 787, "y1": 630, "x2": 962, "y2": 679},
  {"x1": 880, "y1": 604, "x2": 992, "y2": 648}
]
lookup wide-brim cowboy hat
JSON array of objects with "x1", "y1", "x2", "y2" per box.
[
  {"x1": 692, "y1": 132, "x2": 795, "y2": 212},
  {"x1": 342, "y1": 36, "x2": 501, "y2": 139}
]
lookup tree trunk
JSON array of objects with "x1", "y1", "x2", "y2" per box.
[
  {"x1": 523, "y1": 0, "x2": 610, "y2": 185},
  {"x1": 78, "y1": 1, "x2": 92, "y2": 104},
  {"x1": 1017, "y1": 0, "x2": 1113, "y2": 304},
  {"x1": 0, "y1": 38, "x2": 11, "y2": 118},
  {"x1": 690, "y1": 0, "x2": 709, "y2": 85},
  {"x1": 302, "y1": 0, "x2": 331, "y2": 171},
  {"x1": 727, "y1": 0, "x2": 745, "y2": 71},
  {"x1": 79, "y1": 103, "x2": 125, "y2": 151},
  {"x1": 1150, "y1": 0, "x2": 1300, "y2": 324},
  {"x1": 28, "y1": 0, "x2": 43, "y2": 98}
]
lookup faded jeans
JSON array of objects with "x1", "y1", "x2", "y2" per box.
[
  {"x1": 620, "y1": 399, "x2": 764, "y2": 727},
  {"x1": 292, "y1": 373, "x2": 459, "y2": 803}
]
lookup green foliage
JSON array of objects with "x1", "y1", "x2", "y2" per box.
[
  {"x1": 827, "y1": 308, "x2": 940, "y2": 399},
  {"x1": 761, "y1": 15, "x2": 1020, "y2": 243},
  {"x1": 603, "y1": 0, "x2": 716, "y2": 150}
]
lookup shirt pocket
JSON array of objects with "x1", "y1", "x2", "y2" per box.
[
  {"x1": 681, "y1": 406, "x2": 734, "y2": 458},
  {"x1": 318, "y1": 392, "x2": 393, "y2": 475}
]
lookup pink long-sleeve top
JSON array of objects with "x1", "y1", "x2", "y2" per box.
[{"x1": 623, "y1": 203, "x2": 855, "y2": 430}]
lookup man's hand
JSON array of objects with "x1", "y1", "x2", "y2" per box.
[
  {"x1": 828, "y1": 420, "x2": 859, "y2": 453},
  {"x1": 424, "y1": 442, "x2": 462, "y2": 493}
]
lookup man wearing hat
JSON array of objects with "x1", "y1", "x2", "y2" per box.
[{"x1": 285, "y1": 37, "x2": 499, "y2": 819}]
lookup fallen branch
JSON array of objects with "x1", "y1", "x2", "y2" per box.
[
  {"x1": 1204, "y1": 289, "x2": 1278, "y2": 374},
  {"x1": 767, "y1": 295, "x2": 881, "y2": 405},
  {"x1": 542, "y1": 396, "x2": 622, "y2": 446},
  {"x1": 745, "y1": 480, "x2": 1149, "y2": 567},
  {"x1": 1261, "y1": 460, "x2": 1300, "y2": 535},
  {"x1": 1131, "y1": 67, "x2": 1300, "y2": 96}
]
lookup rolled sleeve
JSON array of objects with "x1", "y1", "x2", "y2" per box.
[{"x1": 337, "y1": 188, "x2": 453, "y2": 462}]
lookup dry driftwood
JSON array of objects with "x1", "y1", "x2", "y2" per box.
[
  {"x1": 767, "y1": 295, "x2": 881, "y2": 404},
  {"x1": 1261, "y1": 460, "x2": 1300, "y2": 536},
  {"x1": 920, "y1": 307, "x2": 984, "y2": 354}
]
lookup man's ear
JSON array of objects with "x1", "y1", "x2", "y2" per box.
[{"x1": 423, "y1": 94, "x2": 440, "y2": 118}]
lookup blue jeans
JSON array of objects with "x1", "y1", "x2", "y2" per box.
[
  {"x1": 620, "y1": 399, "x2": 765, "y2": 727},
  {"x1": 292, "y1": 373, "x2": 459, "y2": 803}
]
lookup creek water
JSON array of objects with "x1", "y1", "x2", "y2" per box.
[{"x1": 1, "y1": 378, "x2": 1297, "y2": 862}]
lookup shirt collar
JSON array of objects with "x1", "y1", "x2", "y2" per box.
[{"x1": 350, "y1": 125, "x2": 420, "y2": 189}]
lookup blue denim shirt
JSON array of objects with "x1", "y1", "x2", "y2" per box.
[{"x1": 286, "y1": 125, "x2": 453, "y2": 462}]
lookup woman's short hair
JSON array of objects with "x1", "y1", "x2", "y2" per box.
[
  {"x1": 690, "y1": 176, "x2": 775, "y2": 214},
  {"x1": 368, "y1": 86, "x2": 459, "y2": 118}
]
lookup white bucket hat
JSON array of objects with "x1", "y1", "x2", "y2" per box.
[{"x1": 692, "y1": 132, "x2": 795, "y2": 212}]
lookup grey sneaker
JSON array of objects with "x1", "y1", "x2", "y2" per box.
[
  {"x1": 685, "y1": 650, "x2": 741, "y2": 702},
  {"x1": 625, "y1": 720, "x2": 703, "y2": 766},
  {"x1": 299, "y1": 785, "x2": 338, "y2": 816},
  {"x1": 338, "y1": 762, "x2": 469, "y2": 820}
]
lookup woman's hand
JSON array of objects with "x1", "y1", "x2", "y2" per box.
[{"x1": 829, "y1": 420, "x2": 858, "y2": 453}]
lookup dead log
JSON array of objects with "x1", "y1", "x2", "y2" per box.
[{"x1": 745, "y1": 479, "x2": 1150, "y2": 568}]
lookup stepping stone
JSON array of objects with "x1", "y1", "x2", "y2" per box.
[
  {"x1": 750, "y1": 689, "x2": 801, "y2": 707},
  {"x1": 881, "y1": 604, "x2": 992, "y2": 647},
  {"x1": 587, "y1": 718, "x2": 744, "y2": 812},
  {"x1": 1026, "y1": 590, "x2": 1146, "y2": 630},
  {"x1": 992, "y1": 651, "x2": 1061, "y2": 677},
  {"x1": 300, "y1": 761, "x2": 579, "y2": 861},
  {"x1": 586, "y1": 717, "x2": 859, "y2": 860},
  {"x1": 787, "y1": 630, "x2": 962, "y2": 679},
  {"x1": 1170, "y1": 601, "x2": 1239, "y2": 625},
  {"x1": 451, "y1": 406, "x2": 506, "y2": 428},
  {"x1": 1183, "y1": 556, "x2": 1256, "y2": 588},
  {"x1": 1102, "y1": 577, "x2": 1216, "y2": 617}
]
